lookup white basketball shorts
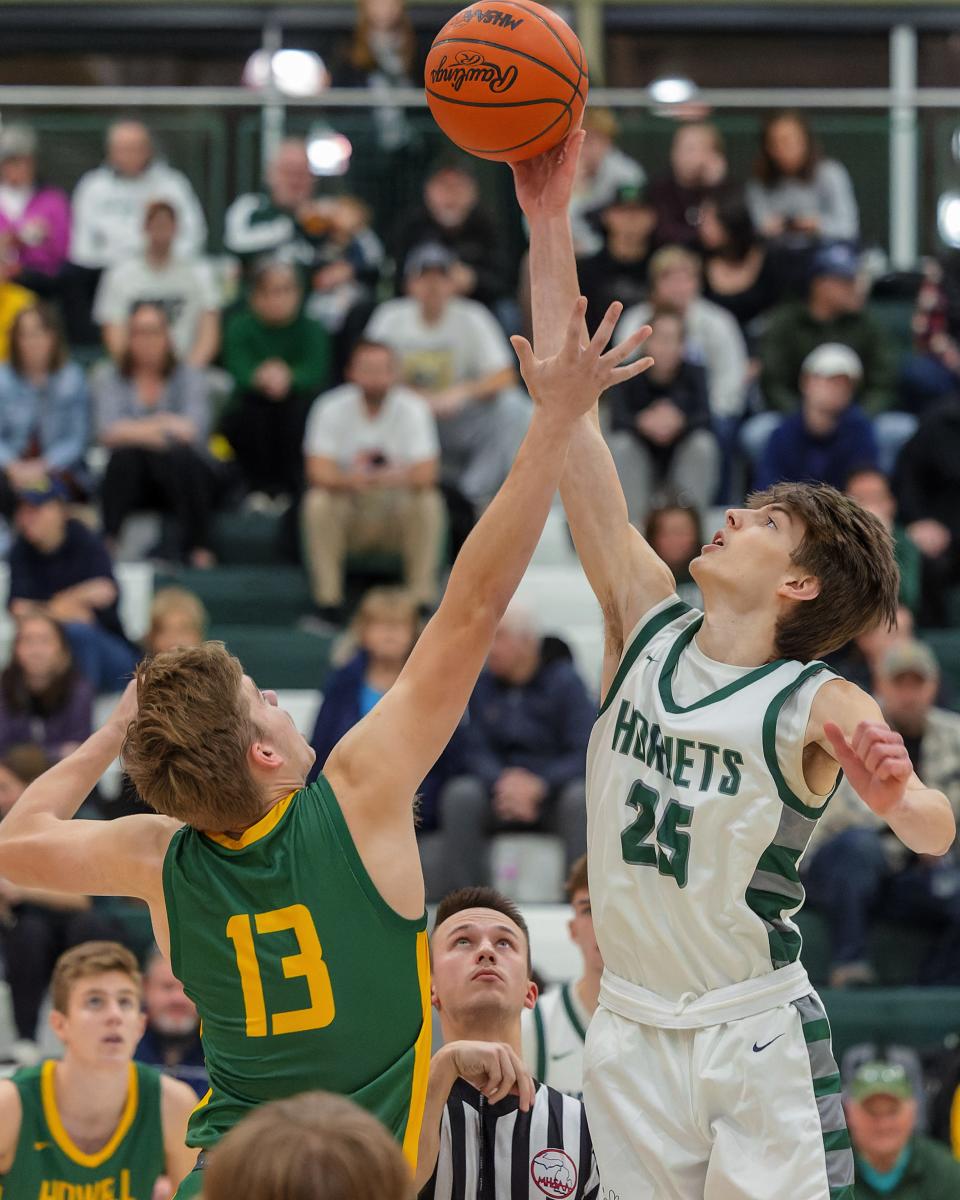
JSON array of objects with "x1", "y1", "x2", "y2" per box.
[{"x1": 583, "y1": 992, "x2": 854, "y2": 1200}]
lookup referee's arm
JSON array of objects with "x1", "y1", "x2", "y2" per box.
[{"x1": 415, "y1": 1042, "x2": 536, "y2": 1192}]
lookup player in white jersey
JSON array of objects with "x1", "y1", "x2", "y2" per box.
[
  {"x1": 512, "y1": 135, "x2": 956, "y2": 1200},
  {"x1": 522, "y1": 855, "x2": 600, "y2": 1096}
]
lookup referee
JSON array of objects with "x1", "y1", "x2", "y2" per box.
[{"x1": 417, "y1": 887, "x2": 600, "y2": 1200}]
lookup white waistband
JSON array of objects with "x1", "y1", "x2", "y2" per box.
[{"x1": 599, "y1": 961, "x2": 812, "y2": 1029}]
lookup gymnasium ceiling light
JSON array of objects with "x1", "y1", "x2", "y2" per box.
[
  {"x1": 937, "y1": 192, "x2": 960, "y2": 248},
  {"x1": 306, "y1": 126, "x2": 353, "y2": 176},
  {"x1": 243, "y1": 49, "x2": 328, "y2": 98},
  {"x1": 647, "y1": 77, "x2": 698, "y2": 106}
]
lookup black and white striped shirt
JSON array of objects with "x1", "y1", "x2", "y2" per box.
[{"x1": 419, "y1": 1077, "x2": 601, "y2": 1200}]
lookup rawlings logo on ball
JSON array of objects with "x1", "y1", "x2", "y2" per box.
[{"x1": 430, "y1": 52, "x2": 519, "y2": 94}]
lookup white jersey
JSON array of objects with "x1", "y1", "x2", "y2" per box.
[
  {"x1": 586, "y1": 596, "x2": 840, "y2": 1027},
  {"x1": 521, "y1": 982, "x2": 590, "y2": 1097}
]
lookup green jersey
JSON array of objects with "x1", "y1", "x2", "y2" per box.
[
  {"x1": 1, "y1": 1060, "x2": 164, "y2": 1200},
  {"x1": 162, "y1": 775, "x2": 430, "y2": 1166}
]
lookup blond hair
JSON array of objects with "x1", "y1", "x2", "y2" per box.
[
  {"x1": 147, "y1": 586, "x2": 208, "y2": 646},
  {"x1": 51, "y1": 942, "x2": 141, "y2": 1015},
  {"x1": 123, "y1": 643, "x2": 264, "y2": 830},
  {"x1": 203, "y1": 1092, "x2": 414, "y2": 1200},
  {"x1": 565, "y1": 854, "x2": 589, "y2": 901},
  {"x1": 648, "y1": 245, "x2": 701, "y2": 284}
]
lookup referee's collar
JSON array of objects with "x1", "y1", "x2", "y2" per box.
[{"x1": 450, "y1": 1076, "x2": 545, "y2": 1114}]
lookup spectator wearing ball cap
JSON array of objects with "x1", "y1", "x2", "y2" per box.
[
  {"x1": 753, "y1": 343, "x2": 879, "y2": 491},
  {"x1": 845, "y1": 1060, "x2": 960, "y2": 1197},
  {"x1": 366, "y1": 243, "x2": 521, "y2": 510},
  {"x1": 758, "y1": 241, "x2": 914, "y2": 470},
  {"x1": 570, "y1": 108, "x2": 646, "y2": 257},
  {"x1": 577, "y1": 182, "x2": 656, "y2": 336},
  {"x1": 805, "y1": 638, "x2": 960, "y2": 986},
  {"x1": 0, "y1": 125, "x2": 71, "y2": 289},
  {"x1": 8, "y1": 475, "x2": 139, "y2": 693},
  {"x1": 391, "y1": 156, "x2": 511, "y2": 314},
  {"x1": 94, "y1": 199, "x2": 221, "y2": 368}
]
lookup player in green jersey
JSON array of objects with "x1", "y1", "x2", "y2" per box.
[
  {"x1": 0, "y1": 298, "x2": 653, "y2": 1198},
  {"x1": 0, "y1": 941, "x2": 197, "y2": 1199}
]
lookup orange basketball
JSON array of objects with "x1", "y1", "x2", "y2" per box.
[{"x1": 425, "y1": 1, "x2": 589, "y2": 163}]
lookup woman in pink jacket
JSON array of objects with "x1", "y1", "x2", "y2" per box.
[{"x1": 0, "y1": 126, "x2": 70, "y2": 286}]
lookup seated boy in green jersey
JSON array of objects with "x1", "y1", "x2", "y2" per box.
[
  {"x1": 0, "y1": 940, "x2": 197, "y2": 1198},
  {"x1": 0, "y1": 293, "x2": 653, "y2": 1198}
]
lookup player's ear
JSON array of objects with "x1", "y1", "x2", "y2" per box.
[
  {"x1": 430, "y1": 979, "x2": 441, "y2": 1013},
  {"x1": 523, "y1": 978, "x2": 539, "y2": 1011},
  {"x1": 777, "y1": 572, "x2": 821, "y2": 604},
  {"x1": 48, "y1": 1006, "x2": 67, "y2": 1042},
  {"x1": 248, "y1": 739, "x2": 283, "y2": 771}
]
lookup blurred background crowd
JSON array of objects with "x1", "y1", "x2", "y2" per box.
[{"x1": 2, "y1": 0, "x2": 960, "y2": 1189}]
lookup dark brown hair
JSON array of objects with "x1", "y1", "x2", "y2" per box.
[
  {"x1": 2, "y1": 613, "x2": 79, "y2": 718},
  {"x1": 51, "y1": 941, "x2": 142, "y2": 1015},
  {"x1": 119, "y1": 301, "x2": 177, "y2": 379},
  {"x1": 348, "y1": 0, "x2": 416, "y2": 77},
  {"x1": 122, "y1": 643, "x2": 265, "y2": 830},
  {"x1": 204, "y1": 1091, "x2": 414, "y2": 1200},
  {"x1": 434, "y1": 887, "x2": 533, "y2": 972},
  {"x1": 748, "y1": 482, "x2": 899, "y2": 661},
  {"x1": 9, "y1": 302, "x2": 69, "y2": 376},
  {"x1": 754, "y1": 110, "x2": 821, "y2": 185},
  {"x1": 565, "y1": 855, "x2": 588, "y2": 901}
]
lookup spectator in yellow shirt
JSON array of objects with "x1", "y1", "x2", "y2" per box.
[{"x1": 0, "y1": 270, "x2": 36, "y2": 360}]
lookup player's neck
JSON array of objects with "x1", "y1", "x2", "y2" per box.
[
  {"x1": 696, "y1": 605, "x2": 779, "y2": 668},
  {"x1": 441, "y1": 1015, "x2": 522, "y2": 1058},
  {"x1": 55, "y1": 1056, "x2": 131, "y2": 1129},
  {"x1": 575, "y1": 972, "x2": 601, "y2": 1017}
]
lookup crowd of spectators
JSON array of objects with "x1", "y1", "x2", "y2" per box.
[{"x1": 2, "y1": 100, "x2": 960, "y2": 1139}]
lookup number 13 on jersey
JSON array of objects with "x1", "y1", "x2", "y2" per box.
[{"x1": 226, "y1": 903, "x2": 336, "y2": 1037}]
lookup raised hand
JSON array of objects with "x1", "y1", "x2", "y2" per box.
[
  {"x1": 511, "y1": 128, "x2": 585, "y2": 219},
  {"x1": 824, "y1": 720, "x2": 913, "y2": 817},
  {"x1": 510, "y1": 297, "x2": 653, "y2": 422},
  {"x1": 445, "y1": 1040, "x2": 537, "y2": 1111}
]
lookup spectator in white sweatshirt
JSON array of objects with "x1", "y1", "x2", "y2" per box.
[
  {"x1": 69, "y1": 121, "x2": 206, "y2": 272},
  {"x1": 616, "y1": 245, "x2": 748, "y2": 422}
]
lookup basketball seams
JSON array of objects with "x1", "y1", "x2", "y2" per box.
[
  {"x1": 424, "y1": 90, "x2": 571, "y2": 110},
  {"x1": 428, "y1": 36, "x2": 585, "y2": 103},
  {"x1": 456, "y1": 103, "x2": 573, "y2": 158},
  {"x1": 498, "y1": 0, "x2": 584, "y2": 74}
]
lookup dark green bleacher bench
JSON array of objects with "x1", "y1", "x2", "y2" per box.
[
  {"x1": 797, "y1": 909, "x2": 936, "y2": 988},
  {"x1": 920, "y1": 629, "x2": 960, "y2": 698},
  {"x1": 156, "y1": 566, "x2": 313, "y2": 627},
  {"x1": 207, "y1": 623, "x2": 333, "y2": 690},
  {"x1": 822, "y1": 987, "x2": 960, "y2": 1061}
]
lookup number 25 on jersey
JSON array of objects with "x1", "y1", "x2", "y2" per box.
[
  {"x1": 621, "y1": 779, "x2": 694, "y2": 887},
  {"x1": 226, "y1": 903, "x2": 336, "y2": 1037}
]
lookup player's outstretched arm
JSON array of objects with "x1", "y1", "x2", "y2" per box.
[
  {"x1": 814, "y1": 680, "x2": 955, "y2": 855},
  {"x1": 0, "y1": 679, "x2": 180, "y2": 902},
  {"x1": 515, "y1": 135, "x2": 675, "y2": 669},
  {"x1": 325, "y1": 300, "x2": 651, "y2": 823}
]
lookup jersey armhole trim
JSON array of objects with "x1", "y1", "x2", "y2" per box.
[
  {"x1": 762, "y1": 664, "x2": 843, "y2": 819},
  {"x1": 313, "y1": 774, "x2": 427, "y2": 934},
  {"x1": 533, "y1": 1001, "x2": 547, "y2": 1081},
  {"x1": 597, "y1": 599, "x2": 691, "y2": 717},
  {"x1": 160, "y1": 826, "x2": 187, "y2": 983},
  {"x1": 561, "y1": 982, "x2": 588, "y2": 1042}
]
